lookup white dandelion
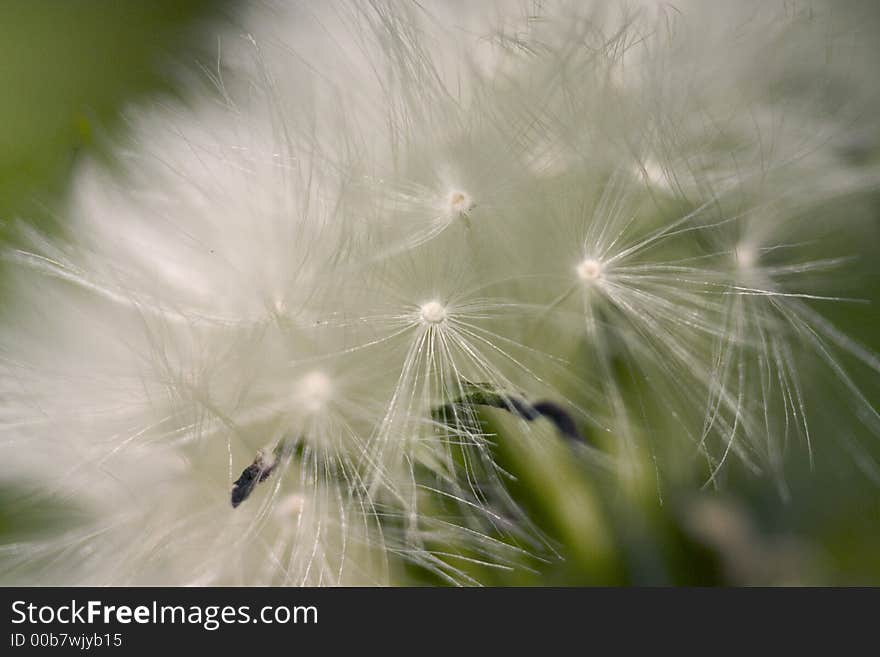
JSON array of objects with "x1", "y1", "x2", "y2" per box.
[{"x1": 2, "y1": 0, "x2": 879, "y2": 586}]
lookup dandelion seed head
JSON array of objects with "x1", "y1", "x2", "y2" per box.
[
  {"x1": 294, "y1": 370, "x2": 335, "y2": 414},
  {"x1": 446, "y1": 189, "x2": 474, "y2": 216},
  {"x1": 735, "y1": 242, "x2": 758, "y2": 270},
  {"x1": 4, "y1": 0, "x2": 879, "y2": 587},
  {"x1": 577, "y1": 257, "x2": 605, "y2": 283},
  {"x1": 419, "y1": 300, "x2": 449, "y2": 325}
]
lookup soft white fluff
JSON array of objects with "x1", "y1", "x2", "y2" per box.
[{"x1": 1, "y1": 0, "x2": 879, "y2": 585}]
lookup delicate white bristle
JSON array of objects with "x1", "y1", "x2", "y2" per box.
[{"x1": 274, "y1": 493, "x2": 306, "y2": 518}]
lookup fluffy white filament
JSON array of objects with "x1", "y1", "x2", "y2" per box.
[{"x1": 1, "y1": 0, "x2": 879, "y2": 586}]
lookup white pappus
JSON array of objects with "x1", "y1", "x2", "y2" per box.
[{"x1": 1, "y1": 0, "x2": 879, "y2": 585}]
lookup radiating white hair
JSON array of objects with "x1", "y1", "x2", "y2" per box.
[{"x1": 2, "y1": 0, "x2": 879, "y2": 585}]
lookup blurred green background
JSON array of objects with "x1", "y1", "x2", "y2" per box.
[
  {"x1": 0, "y1": 0, "x2": 231, "y2": 237},
  {"x1": 1, "y1": 0, "x2": 879, "y2": 586}
]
